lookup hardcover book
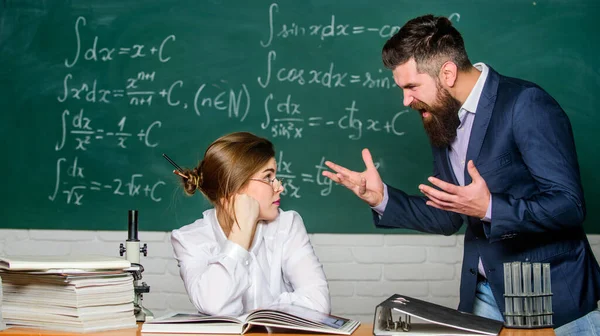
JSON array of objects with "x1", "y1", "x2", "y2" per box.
[{"x1": 142, "y1": 304, "x2": 361, "y2": 335}]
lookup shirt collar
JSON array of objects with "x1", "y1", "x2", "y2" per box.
[{"x1": 461, "y1": 62, "x2": 489, "y2": 114}]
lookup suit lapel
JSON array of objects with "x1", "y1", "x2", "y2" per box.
[{"x1": 464, "y1": 67, "x2": 500, "y2": 185}]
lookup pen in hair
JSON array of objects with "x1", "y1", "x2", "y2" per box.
[{"x1": 162, "y1": 153, "x2": 184, "y2": 172}]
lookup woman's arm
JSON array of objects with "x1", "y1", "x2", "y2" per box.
[
  {"x1": 273, "y1": 211, "x2": 331, "y2": 313},
  {"x1": 171, "y1": 226, "x2": 252, "y2": 316}
]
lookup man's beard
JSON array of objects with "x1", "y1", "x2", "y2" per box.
[{"x1": 410, "y1": 85, "x2": 462, "y2": 148}]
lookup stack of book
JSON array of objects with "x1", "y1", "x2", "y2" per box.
[
  {"x1": 0, "y1": 255, "x2": 137, "y2": 333},
  {"x1": 0, "y1": 275, "x2": 6, "y2": 331}
]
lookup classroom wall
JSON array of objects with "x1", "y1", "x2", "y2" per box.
[{"x1": 1, "y1": 229, "x2": 599, "y2": 322}]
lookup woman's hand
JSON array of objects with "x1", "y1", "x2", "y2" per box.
[{"x1": 228, "y1": 194, "x2": 260, "y2": 250}]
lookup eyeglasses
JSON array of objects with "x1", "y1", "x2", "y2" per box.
[{"x1": 248, "y1": 176, "x2": 284, "y2": 192}]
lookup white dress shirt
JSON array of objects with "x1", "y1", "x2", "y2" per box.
[
  {"x1": 171, "y1": 208, "x2": 331, "y2": 317},
  {"x1": 449, "y1": 63, "x2": 490, "y2": 277}
]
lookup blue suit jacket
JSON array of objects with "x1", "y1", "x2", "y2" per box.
[{"x1": 374, "y1": 67, "x2": 600, "y2": 328}]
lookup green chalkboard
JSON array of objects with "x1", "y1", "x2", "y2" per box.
[{"x1": 1, "y1": 1, "x2": 598, "y2": 233}]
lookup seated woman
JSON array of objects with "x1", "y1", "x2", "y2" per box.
[{"x1": 171, "y1": 132, "x2": 330, "y2": 316}]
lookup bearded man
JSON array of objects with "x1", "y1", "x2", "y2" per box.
[{"x1": 323, "y1": 14, "x2": 600, "y2": 334}]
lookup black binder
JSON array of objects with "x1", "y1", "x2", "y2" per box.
[{"x1": 373, "y1": 294, "x2": 504, "y2": 335}]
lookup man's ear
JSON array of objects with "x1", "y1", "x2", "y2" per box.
[{"x1": 439, "y1": 61, "x2": 458, "y2": 87}]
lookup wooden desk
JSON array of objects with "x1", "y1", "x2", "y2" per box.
[{"x1": 0, "y1": 323, "x2": 556, "y2": 336}]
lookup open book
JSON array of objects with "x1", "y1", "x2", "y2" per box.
[
  {"x1": 141, "y1": 304, "x2": 361, "y2": 335},
  {"x1": 373, "y1": 294, "x2": 504, "y2": 335}
]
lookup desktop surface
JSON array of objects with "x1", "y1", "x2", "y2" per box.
[{"x1": 0, "y1": 322, "x2": 556, "y2": 336}]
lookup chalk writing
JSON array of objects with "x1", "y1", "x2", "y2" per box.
[
  {"x1": 64, "y1": 16, "x2": 174, "y2": 67},
  {"x1": 47, "y1": 3, "x2": 435, "y2": 206},
  {"x1": 49, "y1": 157, "x2": 166, "y2": 205},
  {"x1": 260, "y1": 3, "x2": 402, "y2": 47},
  {"x1": 55, "y1": 110, "x2": 161, "y2": 151}
]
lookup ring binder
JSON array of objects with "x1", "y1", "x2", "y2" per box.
[
  {"x1": 376, "y1": 299, "x2": 412, "y2": 333},
  {"x1": 373, "y1": 294, "x2": 504, "y2": 335}
]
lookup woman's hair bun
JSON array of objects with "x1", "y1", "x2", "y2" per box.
[{"x1": 183, "y1": 167, "x2": 202, "y2": 196}]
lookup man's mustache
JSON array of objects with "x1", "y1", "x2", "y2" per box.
[{"x1": 410, "y1": 100, "x2": 433, "y2": 113}]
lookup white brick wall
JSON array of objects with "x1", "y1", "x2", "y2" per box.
[{"x1": 1, "y1": 229, "x2": 599, "y2": 323}]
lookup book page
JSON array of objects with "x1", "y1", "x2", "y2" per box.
[
  {"x1": 146, "y1": 312, "x2": 243, "y2": 324},
  {"x1": 0, "y1": 255, "x2": 131, "y2": 271},
  {"x1": 244, "y1": 304, "x2": 360, "y2": 335},
  {"x1": 249, "y1": 304, "x2": 351, "y2": 329}
]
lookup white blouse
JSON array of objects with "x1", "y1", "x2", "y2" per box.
[{"x1": 171, "y1": 209, "x2": 331, "y2": 316}]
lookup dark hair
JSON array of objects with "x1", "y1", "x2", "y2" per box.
[
  {"x1": 382, "y1": 15, "x2": 471, "y2": 76},
  {"x1": 179, "y1": 132, "x2": 275, "y2": 231}
]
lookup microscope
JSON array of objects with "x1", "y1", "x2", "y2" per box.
[{"x1": 119, "y1": 209, "x2": 153, "y2": 322}]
